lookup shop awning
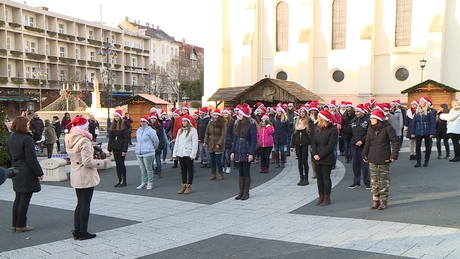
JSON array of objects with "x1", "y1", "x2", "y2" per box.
[{"x1": 0, "y1": 96, "x2": 32, "y2": 102}]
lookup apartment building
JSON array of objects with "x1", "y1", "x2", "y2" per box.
[{"x1": 0, "y1": 0, "x2": 181, "y2": 115}]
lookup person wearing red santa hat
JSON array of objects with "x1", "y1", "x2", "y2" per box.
[
  {"x1": 172, "y1": 102, "x2": 197, "y2": 168},
  {"x1": 389, "y1": 100, "x2": 404, "y2": 145},
  {"x1": 273, "y1": 103, "x2": 291, "y2": 168},
  {"x1": 149, "y1": 112, "x2": 165, "y2": 178},
  {"x1": 174, "y1": 114, "x2": 199, "y2": 194},
  {"x1": 341, "y1": 102, "x2": 356, "y2": 163},
  {"x1": 286, "y1": 102, "x2": 295, "y2": 157},
  {"x1": 258, "y1": 113, "x2": 274, "y2": 173},
  {"x1": 290, "y1": 105, "x2": 314, "y2": 185},
  {"x1": 203, "y1": 109, "x2": 227, "y2": 180},
  {"x1": 222, "y1": 108, "x2": 235, "y2": 173},
  {"x1": 363, "y1": 109, "x2": 400, "y2": 210},
  {"x1": 197, "y1": 106, "x2": 212, "y2": 169},
  {"x1": 404, "y1": 100, "x2": 418, "y2": 160},
  {"x1": 410, "y1": 96, "x2": 436, "y2": 167},
  {"x1": 64, "y1": 115, "x2": 111, "y2": 240},
  {"x1": 108, "y1": 110, "x2": 130, "y2": 187},
  {"x1": 160, "y1": 110, "x2": 172, "y2": 164},
  {"x1": 135, "y1": 115, "x2": 159, "y2": 191},
  {"x1": 329, "y1": 100, "x2": 342, "y2": 169},
  {"x1": 231, "y1": 107, "x2": 258, "y2": 200},
  {"x1": 311, "y1": 109, "x2": 338, "y2": 206}
]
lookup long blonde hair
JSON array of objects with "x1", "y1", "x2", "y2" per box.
[
  {"x1": 178, "y1": 121, "x2": 192, "y2": 137},
  {"x1": 294, "y1": 111, "x2": 310, "y2": 134},
  {"x1": 317, "y1": 116, "x2": 329, "y2": 128},
  {"x1": 417, "y1": 103, "x2": 429, "y2": 116}
]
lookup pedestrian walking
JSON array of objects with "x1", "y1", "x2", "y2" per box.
[
  {"x1": 362, "y1": 109, "x2": 400, "y2": 210},
  {"x1": 88, "y1": 114, "x2": 99, "y2": 142},
  {"x1": 174, "y1": 114, "x2": 199, "y2": 194},
  {"x1": 135, "y1": 115, "x2": 159, "y2": 190},
  {"x1": 7, "y1": 116, "x2": 44, "y2": 233},
  {"x1": 108, "y1": 110, "x2": 130, "y2": 187},
  {"x1": 65, "y1": 115, "x2": 111, "y2": 240},
  {"x1": 311, "y1": 109, "x2": 338, "y2": 206}
]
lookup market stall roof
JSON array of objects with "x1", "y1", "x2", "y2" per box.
[
  {"x1": 401, "y1": 79, "x2": 459, "y2": 94},
  {"x1": 207, "y1": 78, "x2": 324, "y2": 103},
  {"x1": 120, "y1": 94, "x2": 170, "y2": 106}
]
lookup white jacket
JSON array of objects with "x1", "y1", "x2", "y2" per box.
[
  {"x1": 440, "y1": 106, "x2": 460, "y2": 134},
  {"x1": 173, "y1": 127, "x2": 198, "y2": 158}
]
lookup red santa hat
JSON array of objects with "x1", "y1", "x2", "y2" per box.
[
  {"x1": 261, "y1": 113, "x2": 270, "y2": 120},
  {"x1": 140, "y1": 115, "x2": 150, "y2": 123},
  {"x1": 276, "y1": 102, "x2": 286, "y2": 113},
  {"x1": 370, "y1": 109, "x2": 385, "y2": 121},
  {"x1": 213, "y1": 109, "x2": 221, "y2": 116},
  {"x1": 420, "y1": 96, "x2": 432, "y2": 106},
  {"x1": 173, "y1": 110, "x2": 181, "y2": 116},
  {"x1": 383, "y1": 103, "x2": 391, "y2": 111},
  {"x1": 329, "y1": 100, "x2": 337, "y2": 108},
  {"x1": 149, "y1": 107, "x2": 158, "y2": 114},
  {"x1": 171, "y1": 107, "x2": 178, "y2": 113},
  {"x1": 199, "y1": 107, "x2": 208, "y2": 114},
  {"x1": 223, "y1": 107, "x2": 232, "y2": 114},
  {"x1": 319, "y1": 109, "x2": 332, "y2": 122},
  {"x1": 238, "y1": 107, "x2": 251, "y2": 118},
  {"x1": 345, "y1": 101, "x2": 353, "y2": 107},
  {"x1": 193, "y1": 111, "x2": 199, "y2": 117},
  {"x1": 67, "y1": 115, "x2": 89, "y2": 130},
  {"x1": 255, "y1": 102, "x2": 264, "y2": 110},
  {"x1": 288, "y1": 102, "x2": 294, "y2": 107},
  {"x1": 354, "y1": 104, "x2": 365, "y2": 114},
  {"x1": 309, "y1": 101, "x2": 319, "y2": 111},
  {"x1": 182, "y1": 101, "x2": 189, "y2": 110},
  {"x1": 149, "y1": 112, "x2": 158, "y2": 119},
  {"x1": 160, "y1": 110, "x2": 167, "y2": 116},
  {"x1": 370, "y1": 98, "x2": 377, "y2": 105},
  {"x1": 411, "y1": 100, "x2": 419, "y2": 105},
  {"x1": 363, "y1": 103, "x2": 371, "y2": 113},
  {"x1": 299, "y1": 105, "x2": 309, "y2": 113},
  {"x1": 234, "y1": 104, "x2": 242, "y2": 112},
  {"x1": 294, "y1": 109, "x2": 299, "y2": 116},
  {"x1": 182, "y1": 114, "x2": 193, "y2": 124},
  {"x1": 114, "y1": 109, "x2": 123, "y2": 118}
]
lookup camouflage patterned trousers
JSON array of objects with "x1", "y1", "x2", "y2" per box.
[{"x1": 370, "y1": 163, "x2": 391, "y2": 201}]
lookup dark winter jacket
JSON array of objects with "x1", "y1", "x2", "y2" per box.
[
  {"x1": 151, "y1": 124, "x2": 165, "y2": 154},
  {"x1": 363, "y1": 121, "x2": 400, "y2": 164},
  {"x1": 311, "y1": 123, "x2": 338, "y2": 165},
  {"x1": 30, "y1": 117, "x2": 44, "y2": 141},
  {"x1": 350, "y1": 114, "x2": 370, "y2": 148},
  {"x1": 409, "y1": 108, "x2": 436, "y2": 137},
  {"x1": 197, "y1": 115, "x2": 210, "y2": 142},
  {"x1": 230, "y1": 120, "x2": 258, "y2": 162},
  {"x1": 291, "y1": 120, "x2": 314, "y2": 147},
  {"x1": 7, "y1": 132, "x2": 43, "y2": 193},
  {"x1": 340, "y1": 110, "x2": 355, "y2": 140},
  {"x1": 108, "y1": 122, "x2": 130, "y2": 153},
  {"x1": 225, "y1": 120, "x2": 235, "y2": 149},
  {"x1": 272, "y1": 115, "x2": 290, "y2": 145},
  {"x1": 204, "y1": 118, "x2": 227, "y2": 153},
  {"x1": 88, "y1": 119, "x2": 99, "y2": 136}
]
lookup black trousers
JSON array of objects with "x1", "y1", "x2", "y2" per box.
[
  {"x1": 113, "y1": 151, "x2": 127, "y2": 182},
  {"x1": 259, "y1": 147, "x2": 271, "y2": 168},
  {"x1": 75, "y1": 187, "x2": 94, "y2": 233},
  {"x1": 415, "y1": 136, "x2": 432, "y2": 162},
  {"x1": 46, "y1": 144, "x2": 54, "y2": 158},
  {"x1": 237, "y1": 161, "x2": 251, "y2": 177},
  {"x1": 295, "y1": 145, "x2": 309, "y2": 177},
  {"x1": 436, "y1": 136, "x2": 450, "y2": 156},
  {"x1": 12, "y1": 192, "x2": 33, "y2": 228},
  {"x1": 179, "y1": 156, "x2": 194, "y2": 184},
  {"x1": 451, "y1": 133, "x2": 460, "y2": 158},
  {"x1": 315, "y1": 164, "x2": 332, "y2": 195}
]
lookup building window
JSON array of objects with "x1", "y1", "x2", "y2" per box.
[
  {"x1": 59, "y1": 24, "x2": 65, "y2": 33},
  {"x1": 7, "y1": 64, "x2": 12, "y2": 78},
  {"x1": 276, "y1": 1, "x2": 289, "y2": 52},
  {"x1": 276, "y1": 71, "x2": 288, "y2": 80},
  {"x1": 112, "y1": 35, "x2": 116, "y2": 44},
  {"x1": 76, "y1": 49, "x2": 79, "y2": 59},
  {"x1": 153, "y1": 44, "x2": 156, "y2": 53},
  {"x1": 88, "y1": 30, "x2": 94, "y2": 39},
  {"x1": 332, "y1": 70, "x2": 345, "y2": 82},
  {"x1": 395, "y1": 0, "x2": 412, "y2": 46},
  {"x1": 162, "y1": 45, "x2": 165, "y2": 54},
  {"x1": 24, "y1": 41, "x2": 30, "y2": 52},
  {"x1": 90, "y1": 51, "x2": 95, "y2": 61},
  {"x1": 25, "y1": 67, "x2": 30, "y2": 78},
  {"x1": 60, "y1": 47, "x2": 66, "y2": 57},
  {"x1": 45, "y1": 19, "x2": 48, "y2": 30},
  {"x1": 132, "y1": 76, "x2": 136, "y2": 85},
  {"x1": 132, "y1": 58, "x2": 137, "y2": 67},
  {"x1": 22, "y1": 15, "x2": 28, "y2": 26},
  {"x1": 6, "y1": 38, "x2": 10, "y2": 50},
  {"x1": 395, "y1": 67, "x2": 409, "y2": 81},
  {"x1": 30, "y1": 42, "x2": 36, "y2": 53},
  {"x1": 124, "y1": 41, "x2": 130, "y2": 47},
  {"x1": 46, "y1": 44, "x2": 49, "y2": 55},
  {"x1": 29, "y1": 17, "x2": 34, "y2": 27},
  {"x1": 332, "y1": 0, "x2": 347, "y2": 49},
  {"x1": 5, "y1": 10, "x2": 9, "y2": 22}
]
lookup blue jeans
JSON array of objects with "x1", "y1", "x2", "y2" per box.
[
  {"x1": 351, "y1": 146, "x2": 370, "y2": 186},
  {"x1": 199, "y1": 142, "x2": 211, "y2": 164},
  {"x1": 222, "y1": 148, "x2": 232, "y2": 167},
  {"x1": 154, "y1": 153, "x2": 162, "y2": 173},
  {"x1": 162, "y1": 142, "x2": 168, "y2": 160},
  {"x1": 137, "y1": 155, "x2": 154, "y2": 184},
  {"x1": 343, "y1": 138, "x2": 352, "y2": 158},
  {"x1": 274, "y1": 144, "x2": 286, "y2": 155},
  {"x1": 210, "y1": 152, "x2": 223, "y2": 172}
]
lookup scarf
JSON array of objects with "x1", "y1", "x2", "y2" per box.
[
  {"x1": 70, "y1": 127, "x2": 93, "y2": 140},
  {"x1": 296, "y1": 118, "x2": 307, "y2": 131}
]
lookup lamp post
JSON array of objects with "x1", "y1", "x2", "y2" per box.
[
  {"x1": 98, "y1": 37, "x2": 118, "y2": 138},
  {"x1": 177, "y1": 81, "x2": 181, "y2": 104},
  {"x1": 84, "y1": 74, "x2": 88, "y2": 104},
  {"x1": 33, "y1": 64, "x2": 47, "y2": 110},
  {"x1": 146, "y1": 75, "x2": 153, "y2": 95},
  {"x1": 420, "y1": 58, "x2": 427, "y2": 82},
  {"x1": 17, "y1": 71, "x2": 21, "y2": 116},
  {"x1": 132, "y1": 81, "x2": 135, "y2": 97}
]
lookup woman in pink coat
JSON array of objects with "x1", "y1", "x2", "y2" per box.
[{"x1": 257, "y1": 114, "x2": 274, "y2": 173}]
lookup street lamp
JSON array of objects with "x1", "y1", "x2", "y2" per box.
[
  {"x1": 98, "y1": 37, "x2": 118, "y2": 138},
  {"x1": 33, "y1": 64, "x2": 47, "y2": 110},
  {"x1": 146, "y1": 75, "x2": 153, "y2": 95},
  {"x1": 177, "y1": 81, "x2": 181, "y2": 104},
  {"x1": 84, "y1": 74, "x2": 89, "y2": 104},
  {"x1": 132, "y1": 81, "x2": 135, "y2": 97},
  {"x1": 420, "y1": 58, "x2": 427, "y2": 82}
]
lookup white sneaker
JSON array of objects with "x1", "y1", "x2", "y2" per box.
[
  {"x1": 146, "y1": 184, "x2": 153, "y2": 190},
  {"x1": 226, "y1": 167, "x2": 231, "y2": 174},
  {"x1": 136, "y1": 183, "x2": 146, "y2": 190}
]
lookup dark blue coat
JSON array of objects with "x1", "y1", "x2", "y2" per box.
[
  {"x1": 409, "y1": 109, "x2": 436, "y2": 137},
  {"x1": 225, "y1": 120, "x2": 235, "y2": 149},
  {"x1": 230, "y1": 120, "x2": 257, "y2": 162},
  {"x1": 272, "y1": 115, "x2": 290, "y2": 145}
]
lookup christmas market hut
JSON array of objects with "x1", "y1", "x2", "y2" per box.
[{"x1": 401, "y1": 79, "x2": 459, "y2": 109}]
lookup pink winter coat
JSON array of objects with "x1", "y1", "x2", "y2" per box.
[
  {"x1": 257, "y1": 124, "x2": 274, "y2": 147},
  {"x1": 331, "y1": 112, "x2": 342, "y2": 134}
]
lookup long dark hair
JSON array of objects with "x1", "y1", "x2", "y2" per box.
[
  {"x1": 213, "y1": 115, "x2": 226, "y2": 128},
  {"x1": 234, "y1": 117, "x2": 250, "y2": 136},
  {"x1": 110, "y1": 118, "x2": 126, "y2": 131}
]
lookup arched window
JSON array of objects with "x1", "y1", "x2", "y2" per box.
[
  {"x1": 276, "y1": 71, "x2": 288, "y2": 80},
  {"x1": 276, "y1": 2, "x2": 289, "y2": 52},
  {"x1": 332, "y1": 0, "x2": 346, "y2": 50},
  {"x1": 395, "y1": 0, "x2": 412, "y2": 46}
]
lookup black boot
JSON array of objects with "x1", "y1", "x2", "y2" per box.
[
  {"x1": 114, "y1": 178, "x2": 121, "y2": 187},
  {"x1": 241, "y1": 177, "x2": 251, "y2": 200},
  {"x1": 172, "y1": 160, "x2": 178, "y2": 168},
  {"x1": 281, "y1": 154, "x2": 286, "y2": 168},
  {"x1": 71, "y1": 230, "x2": 80, "y2": 240},
  {"x1": 423, "y1": 160, "x2": 429, "y2": 167},
  {"x1": 79, "y1": 232, "x2": 97, "y2": 240},
  {"x1": 275, "y1": 154, "x2": 281, "y2": 168},
  {"x1": 235, "y1": 177, "x2": 245, "y2": 200},
  {"x1": 301, "y1": 176, "x2": 309, "y2": 186},
  {"x1": 118, "y1": 177, "x2": 127, "y2": 187},
  {"x1": 414, "y1": 160, "x2": 421, "y2": 167},
  {"x1": 297, "y1": 175, "x2": 304, "y2": 186}
]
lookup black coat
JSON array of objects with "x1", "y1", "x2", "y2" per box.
[
  {"x1": 311, "y1": 123, "x2": 338, "y2": 165},
  {"x1": 29, "y1": 117, "x2": 44, "y2": 141},
  {"x1": 108, "y1": 122, "x2": 130, "y2": 153},
  {"x1": 363, "y1": 121, "x2": 400, "y2": 164},
  {"x1": 7, "y1": 132, "x2": 43, "y2": 193},
  {"x1": 340, "y1": 111, "x2": 355, "y2": 140},
  {"x1": 291, "y1": 120, "x2": 314, "y2": 147},
  {"x1": 197, "y1": 116, "x2": 210, "y2": 142},
  {"x1": 350, "y1": 114, "x2": 370, "y2": 148}
]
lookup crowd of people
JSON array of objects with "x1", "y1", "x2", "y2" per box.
[{"x1": 3, "y1": 96, "x2": 460, "y2": 240}]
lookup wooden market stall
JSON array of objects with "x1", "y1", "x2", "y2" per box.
[
  {"x1": 401, "y1": 79, "x2": 459, "y2": 109},
  {"x1": 120, "y1": 94, "x2": 170, "y2": 137}
]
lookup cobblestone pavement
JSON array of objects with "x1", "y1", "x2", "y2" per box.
[{"x1": 0, "y1": 138, "x2": 459, "y2": 259}]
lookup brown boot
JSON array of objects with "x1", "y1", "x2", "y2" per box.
[
  {"x1": 241, "y1": 177, "x2": 251, "y2": 200},
  {"x1": 209, "y1": 172, "x2": 216, "y2": 180},
  {"x1": 315, "y1": 194, "x2": 324, "y2": 206},
  {"x1": 378, "y1": 200, "x2": 387, "y2": 210},
  {"x1": 311, "y1": 163, "x2": 317, "y2": 179},
  {"x1": 217, "y1": 172, "x2": 224, "y2": 181},
  {"x1": 184, "y1": 184, "x2": 192, "y2": 194},
  {"x1": 321, "y1": 194, "x2": 331, "y2": 206},
  {"x1": 271, "y1": 151, "x2": 276, "y2": 164},
  {"x1": 275, "y1": 153, "x2": 281, "y2": 168},
  {"x1": 370, "y1": 199, "x2": 380, "y2": 210},
  {"x1": 235, "y1": 177, "x2": 244, "y2": 200},
  {"x1": 281, "y1": 154, "x2": 286, "y2": 168},
  {"x1": 178, "y1": 184, "x2": 187, "y2": 194}
]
